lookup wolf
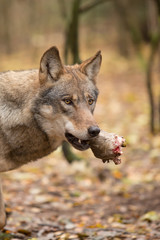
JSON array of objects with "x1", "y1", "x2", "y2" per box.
[{"x1": 0, "y1": 46, "x2": 102, "y2": 229}]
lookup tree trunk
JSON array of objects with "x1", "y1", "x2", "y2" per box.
[
  {"x1": 64, "y1": 0, "x2": 81, "y2": 64},
  {"x1": 146, "y1": 0, "x2": 160, "y2": 133},
  {"x1": 62, "y1": 0, "x2": 82, "y2": 163},
  {"x1": 146, "y1": 49, "x2": 156, "y2": 134}
]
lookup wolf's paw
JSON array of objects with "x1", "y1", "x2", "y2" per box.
[{"x1": 89, "y1": 130, "x2": 126, "y2": 165}]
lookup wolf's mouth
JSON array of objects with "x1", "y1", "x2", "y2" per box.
[{"x1": 65, "y1": 133, "x2": 90, "y2": 151}]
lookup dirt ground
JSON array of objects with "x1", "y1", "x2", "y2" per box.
[{"x1": 1, "y1": 51, "x2": 160, "y2": 240}]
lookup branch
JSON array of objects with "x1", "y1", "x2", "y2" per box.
[{"x1": 79, "y1": 0, "x2": 110, "y2": 14}]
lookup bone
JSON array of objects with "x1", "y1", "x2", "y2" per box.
[{"x1": 89, "y1": 130, "x2": 126, "y2": 165}]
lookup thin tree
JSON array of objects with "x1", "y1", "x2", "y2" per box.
[{"x1": 114, "y1": 0, "x2": 160, "y2": 134}]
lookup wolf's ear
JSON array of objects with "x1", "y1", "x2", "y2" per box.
[
  {"x1": 39, "y1": 46, "x2": 64, "y2": 85},
  {"x1": 80, "y1": 51, "x2": 102, "y2": 83}
]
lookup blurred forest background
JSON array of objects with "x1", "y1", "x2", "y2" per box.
[{"x1": 1, "y1": 0, "x2": 160, "y2": 239}]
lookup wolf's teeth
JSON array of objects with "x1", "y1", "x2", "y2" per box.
[{"x1": 80, "y1": 140, "x2": 83, "y2": 144}]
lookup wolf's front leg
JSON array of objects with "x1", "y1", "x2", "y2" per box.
[{"x1": 0, "y1": 178, "x2": 6, "y2": 229}]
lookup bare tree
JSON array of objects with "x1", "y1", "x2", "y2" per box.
[
  {"x1": 114, "y1": 0, "x2": 160, "y2": 134},
  {"x1": 58, "y1": 0, "x2": 110, "y2": 64}
]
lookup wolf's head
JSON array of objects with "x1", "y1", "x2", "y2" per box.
[{"x1": 34, "y1": 46, "x2": 102, "y2": 151}]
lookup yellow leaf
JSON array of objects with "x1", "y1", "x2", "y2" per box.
[
  {"x1": 113, "y1": 170, "x2": 123, "y2": 179},
  {"x1": 140, "y1": 211, "x2": 160, "y2": 222}
]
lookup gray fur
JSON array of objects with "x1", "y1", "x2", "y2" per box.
[{"x1": 0, "y1": 46, "x2": 102, "y2": 229}]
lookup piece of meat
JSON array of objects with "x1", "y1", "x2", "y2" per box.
[{"x1": 89, "y1": 130, "x2": 126, "y2": 165}]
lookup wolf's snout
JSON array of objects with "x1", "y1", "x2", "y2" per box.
[{"x1": 88, "y1": 126, "x2": 100, "y2": 137}]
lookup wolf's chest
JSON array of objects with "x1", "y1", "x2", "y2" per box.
[{"x1": 3, "y1": 123, "x2": 55, "y2": 164}]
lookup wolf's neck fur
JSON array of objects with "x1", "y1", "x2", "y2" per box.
[{"x1": 0, "y1": 70, "x2": 59, "y2": 171}]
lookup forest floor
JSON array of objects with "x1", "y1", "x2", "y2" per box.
[{"x1": 1, "y1": 49, "x2": 160, "y2": 240}]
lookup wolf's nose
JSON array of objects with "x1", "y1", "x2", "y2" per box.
[{"x1": 88, "y1": 126, "x2": 100, "y2": 137}]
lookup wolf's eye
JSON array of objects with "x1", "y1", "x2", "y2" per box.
[
  {"x1": 64, "y1": 99, "x2": 72, "y2": 105},
  {"x1": 88, "y1": 98, "x2": 94, "y2": 105}
]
